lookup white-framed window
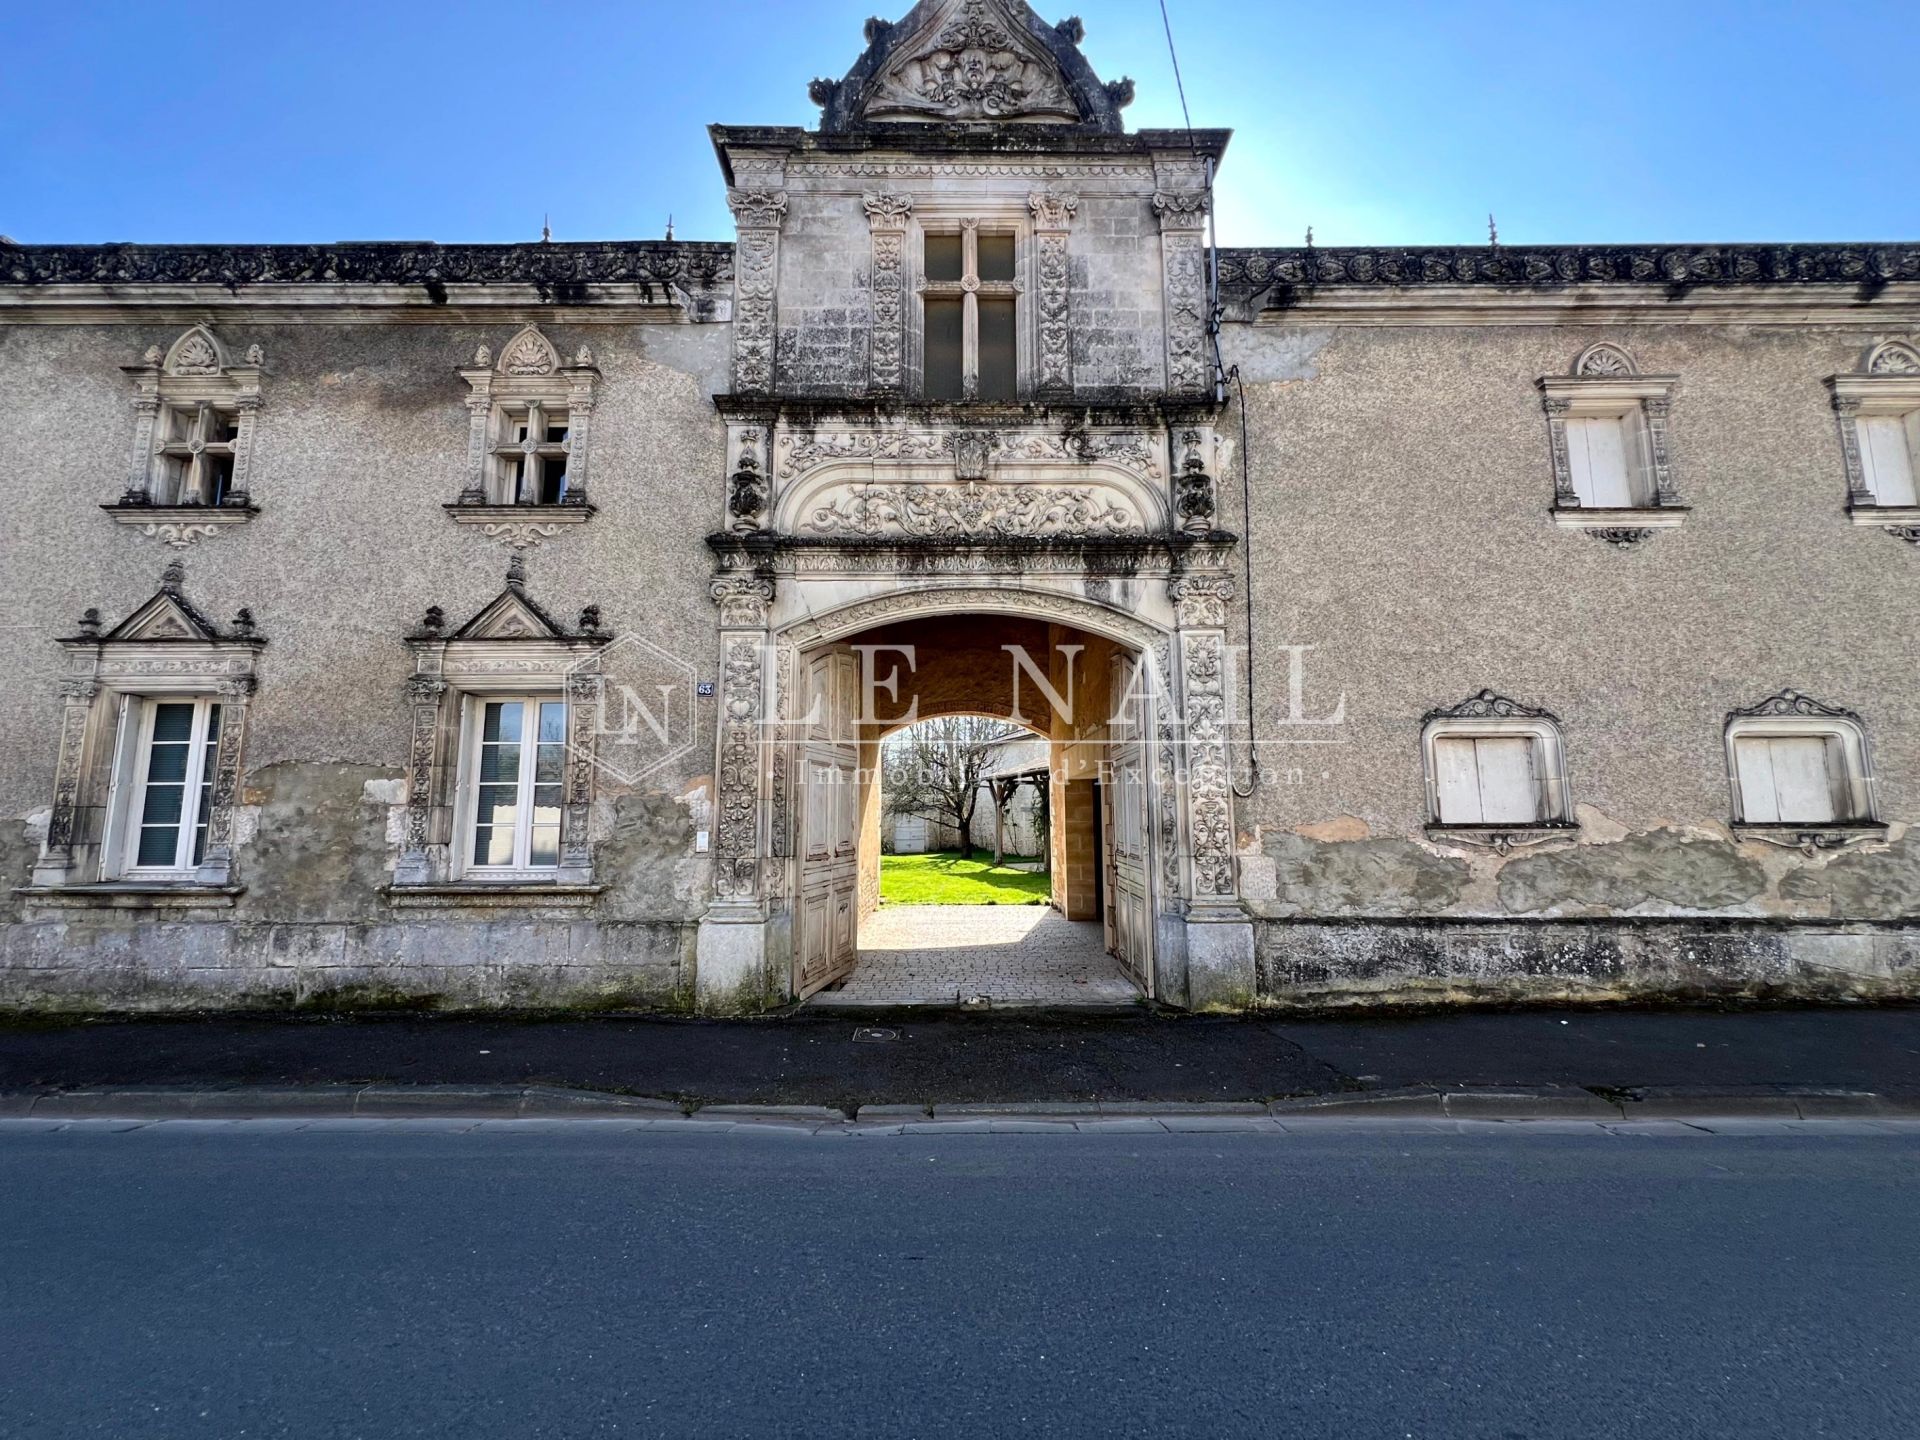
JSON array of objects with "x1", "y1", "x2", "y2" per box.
[
  {"x1": 1725, "y1": 693, "x2": 1878, "y2": 834},
  {"x1": 458, "y1": 695, "x2": 568, "y2": 877},
  {"x1": 1831, "y1": 342, "x2": 1920, "y2": 516},
  {"x1": 30, "y1": 564, "x2": 262, "y2": 896},
  {"x1": 920, "y1": 223, "x2": 1020, "y2": 401},
  {"x1": 1421, "y1": 692, "x2": 1573, "y2": 843},
  {"x1": 111, "y1": 697, "x2": 223, "y2": 878},
  {"x1": 1540, "y1": 344, "x2": 1683, "y2": 530}
]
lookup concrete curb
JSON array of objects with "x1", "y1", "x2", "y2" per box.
[{"x1": 2, "y1": 1084, "x2": 1917, "y2": 1126}]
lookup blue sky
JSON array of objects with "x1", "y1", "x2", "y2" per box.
[{"x1": 5, "y1": 0, "x2": 1917, "y2": 248}]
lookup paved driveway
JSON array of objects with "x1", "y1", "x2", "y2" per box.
[{"x1": 815, "y1": 904, "x2": 1139, "y2": 1007}]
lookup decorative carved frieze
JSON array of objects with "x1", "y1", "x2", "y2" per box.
[
  {"x1": 1213, "y1": 244, "x2": 1920, "y2": 299},
  {"x1": 864, "y1": 194, "x2": 914, "y2": 395},
  {"x1": 1422, "y1": 690, "x2": 1559, "y2": 726},
  {"x1": 775, "y1": 427, "x2": 1161, "y2": 481},
  {"x1": 803, "y1": 482, "x2": 1136, "y2": 538},
  {"x1": 1, "y1": 239, "x2": 734, "y2": 293}
]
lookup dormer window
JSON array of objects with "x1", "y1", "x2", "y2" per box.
[
  {"x1": 1540, "y1": 344, "x2": 1685, "y2": 541},
  {"x1": 450, "y1": 327, "x2": 599, "y2": 548},
  {"x1": 1829, "y1": 340, "x2": 1920, "y2": 525},
  {"x1": 108, "y1": 327, "x2": 263, "y2": 545},
  {"x1": 921, "y1": 224, "x2": 1019, "y2": 401}
]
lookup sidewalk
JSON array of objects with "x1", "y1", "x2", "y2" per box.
[{"x1": 3, "y1": 1005, "x2": 1917, "y2": 1114}]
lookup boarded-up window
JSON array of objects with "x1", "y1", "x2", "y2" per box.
[
  {"x1": 1857, "y1": 413, "x2": 1919, "y2": 506},
  {"x1": 1733, "y1": 734, "x2": 1847, "y2": 824},
  {"x1": 1433, "y1": 735, "x2": 1543, "y2": 825},
  {"x1": 1564, "y1": 414, "x2": 1651, "y2": 508}
]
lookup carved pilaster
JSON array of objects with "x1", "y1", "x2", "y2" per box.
[
  {"x1": 195, "y1": 678, "x2": 254, "y2": 885},
  {"x1": 1642, "y1": 396, "x2": 1681, "y2": 505},
  {"x1": 1543, "y1": 397, "x2": 1579, "y2": 505},
  {"x1": 1177, "y1": 629, "x2": 1238, "y2": 904},
  {"x1": 864, "y1": 194, "x2": 914, "y2": 396},
  {"x1": 1831, "y1": 396, "x2": 1876, "y2": 507},
  {"x1": 459, "y1": 357, "x2": 494, "y2": 504},
  {"x1": 712, "y1": 635, "x2": 769, "y2": 904},
  {"x1": 1168, "y1": 573, "x2": 1239, "y2": 908},
  {"x1": 1028, "y1": 191, "x2": 1078, "y2": 398},
  {"x1": 564, "y1": 361, "x2": 598, "y2": 506},
  {"x1": 125, "y1": 391, "x2": 161, "y2": 503},
  {"x1": 561, "y1": 670, "x2": 599, "y2": 878},
  {"x1": 394, "y1": 675, "x2": 447, "y2": 885},
  {"x1": 729, "y1": 189, "x2": 790, "y2": 395},
  {"x1": 227, "y1": 395, "x2": 262, "y2": 506},
  {"x1": 1153, "y1": 191, "x2": 1212, "y2": 399},
  {"x1": 35, "y1": 679, "x2": 99, "y2": 884},
  {"x1": 709, "y1": 576, "x2": 775, "y2": 907}
]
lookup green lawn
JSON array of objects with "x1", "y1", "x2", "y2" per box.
[{"x1": 880, "y1": 851, "x2": 1052, "y2": 905}]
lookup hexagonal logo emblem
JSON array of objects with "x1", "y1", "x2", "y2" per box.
[{"x1": 567, "y1": 632, "x2": 700, "y2": 786}]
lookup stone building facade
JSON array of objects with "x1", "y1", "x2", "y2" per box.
[{"x1": 3, "y1": 0, "x2": 1918, "y2": 1013}]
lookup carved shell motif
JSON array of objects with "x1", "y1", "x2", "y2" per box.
[
  {"x1": 166, "y1": 329, "x2": 223, "y2": 376},
  {"x1": 501, "y1": 328, "x2": 558, "y2": 377},
  {"x1": 1574, "y1": 343, "x2": 1636, "y2": 378},
  {"x1": 1866, "y1": 340, "x2": 1920, "y2": 375}
]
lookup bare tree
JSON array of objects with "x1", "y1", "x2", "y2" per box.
[{"x1": 882, "y1": 716, "x2": 1028, "y2": 862}]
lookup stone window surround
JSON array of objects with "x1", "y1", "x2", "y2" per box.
[
  {"x1": 1540, "y1": 342, "x2": 1685, "y2": 539},
  {"x1": 907, "y1": 198, "x2": 1034, "y2": 402},
  {"x1": 1724, "y1": 690, "x2": 1885, "y2": 851},
  {"x1": 1828, "y1": 339, "x2": 1920, "y2": 532},
  {"x1": 1420, "y1": 690, "x2": 1576, "y2": 854},
  {"x1": 448, "y1": 326, "x2": 599, "y2": 546},
  {"x1": 389, "y1": 565, "x2": 608, "y2": 904},
  {"x1": 23, "y1": 565, "x2": 263, "y2": 909},
  {"x1": 108, "y1": 326, "x2": 264, "y2": 546}
]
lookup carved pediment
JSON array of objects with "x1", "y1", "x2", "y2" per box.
[
  {"x1": 436, "y1": 560, "x2": 599, "y2": 644},
  {"x1": 101, "y1": 563, "x2": 227, "y2": 643},
  {"x1": 813, "y1": 0, "x2": 1133, "y2": 133}
]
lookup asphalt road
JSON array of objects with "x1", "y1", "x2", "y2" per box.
[{"x1": 3, "y1": 1123, "x2": 1916, "y2": 1438}]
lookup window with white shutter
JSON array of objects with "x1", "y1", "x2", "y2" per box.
[
  {"x1": 1421, "y1": 692, "x2": 1573, "y2": 847},
  {"x1": 1540, "y1": 344, "x2": 1683, "y2": 537},
  {"x1": 1724, "y1": 691, "x2": 1882, "y2": 844}
]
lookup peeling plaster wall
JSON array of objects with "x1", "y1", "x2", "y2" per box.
[
  {"x1": 1212, "y1": 320, "x2": 1920, "y2": 1004},
  {"x1": 5, "y1": 302, "x2": 1920, "y2": 1011},
  {"x1": 0, "y1": 319, "x2": 724, "y2": 1009}
]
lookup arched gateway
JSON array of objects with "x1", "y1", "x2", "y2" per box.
[{"x1": 698, "y1": 565, "x2": 1254, "y2": 1011}]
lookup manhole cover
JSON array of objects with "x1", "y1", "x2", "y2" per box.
[{"x1": 852, "y1": 1027, "x2": 899, "y2": 1044}]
